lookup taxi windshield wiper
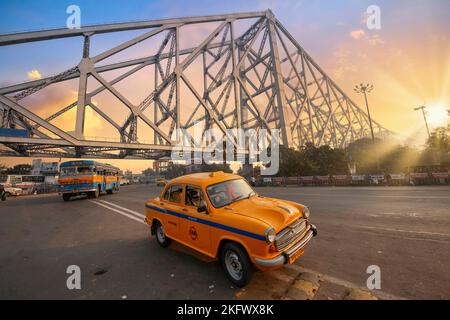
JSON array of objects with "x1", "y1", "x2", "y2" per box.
[
  {"x1": 227, "y1": 194, "x2": 246, "y2": 205},
  {"x1": 228, "y1": 192, "x2": 256, "y2": 205},
  {"x1": 248, "y1": 191, "x2": 256, "y2": 198}
]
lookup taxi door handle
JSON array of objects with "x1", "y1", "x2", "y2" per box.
[
  {"x1": 160, "y1": 203, "x2": 164, "y2": 206},
  {"x1": 182, "y1": 208, "x2": 188, "y2": 212}
]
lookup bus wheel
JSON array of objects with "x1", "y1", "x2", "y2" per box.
[
  {"x1": 106, "y1": 189, "x2": 113, "y2": 195},
  {"x1": 62, "y1": 194, "x2": 71, "y2": 202}
]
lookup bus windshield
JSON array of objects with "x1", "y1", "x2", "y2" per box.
[{"x1": 60, "y1": 166, "x2": 95, "y2": 176}]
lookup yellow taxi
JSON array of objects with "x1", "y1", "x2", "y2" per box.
[{"x1": 145, "y1": 172, "x2": 317, "y2": 287}]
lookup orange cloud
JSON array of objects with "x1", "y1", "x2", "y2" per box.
[
  {"x1": 27, "y1": 69, "x2": 42, "y2": 80},
  {"x1": 350, "y1": 29, "x2": 365, "y2": 40}
]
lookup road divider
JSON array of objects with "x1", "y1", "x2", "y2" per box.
[{"x1": 89, "y1": 200, "x2": 147, "y2": 225}]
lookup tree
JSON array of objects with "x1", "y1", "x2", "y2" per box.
[
  {"x1": 164, "y1": 163, "x2": 186, "y2": 179},
  {"x1": 302, "y1": 143, "x2": 349, "y2": 175},
  {"x1": 276, "y1": 144, "x2": 349, "y2": 177},
  {"x1": 346, "y1": 137, "x2": 424, "y2": 173},
  {"x1": 346, "y1": 138, "x2": 379, "y2": 173},
  {"x1": 277, "y1": 146, "x2": 302, "y2": 177},
  {"x1": 426, "y1": 127, "x2": 449, "y2": 153},
  {"x1": 381, "y1": 145, "x2": 421, "y2": 173},
  {"x1": 422, "y1": 127, "x2": 450, "y2": 167},
  {"x1": 142, "y1": 168, "x2": 155, "y2": 176}
]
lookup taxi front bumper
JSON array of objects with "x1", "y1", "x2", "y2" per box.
[{"x1": 254, "y1": 224, "x2": 317, "y2": 267}]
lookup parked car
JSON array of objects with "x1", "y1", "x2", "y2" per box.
[
  {"x1": 120, "y1": 178, "x2": 130, "y2": 186},
  {"x1": 3, "y1": 185, "x2": 23, "y2": 197},
  {"x1": 145, "y1": 172, "x2": 317, "y2": 287}
]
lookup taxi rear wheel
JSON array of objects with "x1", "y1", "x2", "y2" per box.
[
  {"x1": 220, "y1": 243, "x2": 252, "y2": 288},
  {"x1": 155, "y1": 220, "x2": 171, "y2": 248},
  {"x1": 62, "y1": 194, "x2": 71, "y2": 202}
]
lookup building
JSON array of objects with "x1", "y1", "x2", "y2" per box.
[{"x1": 31, "y1": 159, "x2": 59, "y2": 184}]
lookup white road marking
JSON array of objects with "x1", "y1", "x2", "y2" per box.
[
  {"x1": 89, "y1": 200, "x2": 146, "y2": 225},
  {"x1": 97, "y1": 199, "x2": 146, "y2": 219},
  {"x1": 355, "y1": 225, "x2": 450, "y2": 238}
]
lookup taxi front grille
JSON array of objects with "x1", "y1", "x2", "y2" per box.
[{"x1": 275, "y1": 219, "x2": 308, "y2": 251}]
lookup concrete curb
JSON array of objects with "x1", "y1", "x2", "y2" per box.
[{"x1": 236, "y1": 264, "x2": 405, "y2": 300}]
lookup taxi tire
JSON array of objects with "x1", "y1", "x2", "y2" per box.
[
  {"x1": 220, "y1": 243, "x2": 253, "y2": 288},
  {"x1": 155, "y1": 220, "x2": 171, "y2": 248},
  {"x1": 62, "y1": 194, "x2": 71, "y2": 202}
]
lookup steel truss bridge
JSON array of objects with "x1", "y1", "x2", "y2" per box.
[{"x1": 0, "y1": 10, "x2": 391, "y2": 160}]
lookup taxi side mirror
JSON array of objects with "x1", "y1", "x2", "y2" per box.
[{"x1": 197, "y1": 200, "x2": 208, "y2": 214}]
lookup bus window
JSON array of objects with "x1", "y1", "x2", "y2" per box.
[
  {"x1": 77, "y1": 166, "x2": 93, "y2": 175},
  {"x1": 60, "y1": 167, "x2": 77, "y2": 176},
  {"x1": 22, "y1": 175, "x2": 45, "y2": 183}
]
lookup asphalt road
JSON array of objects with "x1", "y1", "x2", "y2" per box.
[{"x1": 0, "y1": 185, "x2": 449, "y2": 300}]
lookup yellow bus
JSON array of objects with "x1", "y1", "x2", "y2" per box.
[{"x1": 58, "y1": 160, "x2": 120, "y2": 201}]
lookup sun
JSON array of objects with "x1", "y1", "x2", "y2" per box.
[{"x1": 427, "y1": 104, "x2": 449, "y2": 128}]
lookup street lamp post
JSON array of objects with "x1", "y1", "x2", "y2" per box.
[
  {"x1": 354, "y1": 83, "x2": 375, "y2": 141},
  {"x1": 354, "y1": 83, "x2": 380, "y2": 171},
  {"x1": 414, "y1": 105, "x2": 431, "y2": 138}
]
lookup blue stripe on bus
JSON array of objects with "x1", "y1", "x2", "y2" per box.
[
  {"x1": 60, "y1": 183, "x2": 99, "y2": 190},
  {"x1": 145, "y1": 204, "x2": 266, "y2": 241}
]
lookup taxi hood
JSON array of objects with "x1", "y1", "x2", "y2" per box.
[{"x1": 227, "y1": 196, "x2": 303, "y2": 231}]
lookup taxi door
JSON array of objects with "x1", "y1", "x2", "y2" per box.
[
  {"x1": 159, "y1": 184, "x2": 183, "y2": 240},
  {"x1": 181, "y1": 185, "x2": 211, "y2": 255}
]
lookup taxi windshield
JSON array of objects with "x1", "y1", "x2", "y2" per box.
[{"x1": 206, "y1": 179, "x2": 256, "y2": 208}]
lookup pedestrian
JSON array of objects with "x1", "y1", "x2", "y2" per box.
[{"x1": 0, "y1": 184, "x2": 6, "y2": 201}]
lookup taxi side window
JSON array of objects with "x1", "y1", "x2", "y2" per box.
[
  {"x1": 185, "y1": 185, "x2": 203, "y2": 207},
  {"x1": 163, "y1": 185, "x2": 183, "y2": 203}
]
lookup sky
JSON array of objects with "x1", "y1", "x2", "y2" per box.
[{"x1": 0, "y1": 0, "x2": 449, "y2": 173}]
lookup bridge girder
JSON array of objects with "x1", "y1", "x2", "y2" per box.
[{"x1": 0, "y1": 10, "x2": 391, "y2": 159}]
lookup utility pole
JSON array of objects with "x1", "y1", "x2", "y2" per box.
[
  {"x1": 414, "y1": 105, "x2": 431, "y2": 138},
  {"x1": 354, "y1": 83, "x2": 380, "y2": 171}
]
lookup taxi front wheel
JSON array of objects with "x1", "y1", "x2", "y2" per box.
[
  {"x1": 155, "y1": 220, "x2": 171, "y2": 248},
  {"x1": 220, "y1": 243, "x2": 253, "y2": 288}
]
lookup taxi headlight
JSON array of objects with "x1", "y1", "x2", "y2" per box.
[
  {"x1": 265, "y1": 227, "x2": 276, "y2": 244},
  {"x1": 302, "y1": 206, "x2": 311, "y2": 219}
]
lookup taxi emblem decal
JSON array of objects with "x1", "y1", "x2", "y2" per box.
[{"x1": 189, "y1": 227, "x2": 198, "y2": 240}]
